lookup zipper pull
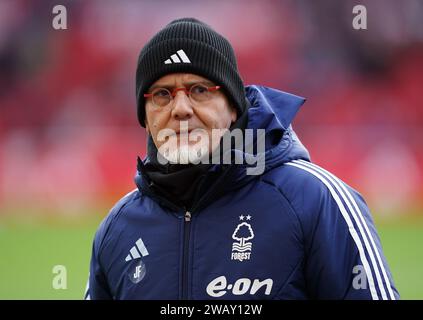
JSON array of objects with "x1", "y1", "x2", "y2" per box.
[{"x1": 185, "y1": 211, "x2": 191, "y2": 222}]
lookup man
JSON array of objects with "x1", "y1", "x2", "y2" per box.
[{"x1": 85, "y1": 18, "x2": 399, "y2": 300}]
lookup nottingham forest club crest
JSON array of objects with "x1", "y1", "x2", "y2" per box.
[{"x1": 231, "y1": 215, "x2": 254, "y2": 262}]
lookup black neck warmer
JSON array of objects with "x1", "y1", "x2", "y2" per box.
[{"x1": 143, "y1": 101, "x2": 249, "y2": 210}]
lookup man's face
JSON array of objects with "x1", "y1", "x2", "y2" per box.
[{"x1": 144, "y1": 73, "x2": 237, "y2": 163}]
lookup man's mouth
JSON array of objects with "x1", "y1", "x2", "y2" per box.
[{"x1": 174, "y1": 128, "x2": 197, "y2": 135}]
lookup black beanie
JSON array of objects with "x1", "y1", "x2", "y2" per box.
[{"x1": 135, "y1": 17, "x2": 246, "y2": 127}]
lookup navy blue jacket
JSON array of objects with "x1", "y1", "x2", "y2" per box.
[{"x1": 85, "y1": 86, "x2": 399, "y2": 300}]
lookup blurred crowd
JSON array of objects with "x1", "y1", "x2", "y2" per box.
[{"x1": 0, "y1": 0, "x2": 422, "y2": 215}]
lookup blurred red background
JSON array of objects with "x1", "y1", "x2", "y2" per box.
[{"x1": 0, "y1": 0, "x2": 422, "y2": 216}]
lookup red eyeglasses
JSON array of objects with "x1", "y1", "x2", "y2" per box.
[{"x1": 144, "y1": 83, "x2": 221, "y2": 108}]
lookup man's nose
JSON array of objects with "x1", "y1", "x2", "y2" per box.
[{"x1": 171, "y1": 91, "x2": 194, "y2": 120}]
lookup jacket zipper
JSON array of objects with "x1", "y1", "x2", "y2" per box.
[
  {"x1": 179, "y1": 168, "x2": 233, "y2": 299},
  {"x1": 182, "y1": 210, "x2": 191, "y2": 300}
]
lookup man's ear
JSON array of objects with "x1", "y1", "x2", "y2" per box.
[{"x1": 230, "y1": 105, "x2": 237, "y2": 123}]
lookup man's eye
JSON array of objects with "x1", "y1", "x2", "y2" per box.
[
  {"x1": 191, "y1": 85, "x2": 208, "y2": 94},
  {"x1": 154, "y1": 89, "x2": 170, "y2": 97}
]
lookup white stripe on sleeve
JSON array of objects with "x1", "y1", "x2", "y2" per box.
[
  {"x1": 295, "y1": 159, "x2": 395, "y2": 300},
  {"x1": 286, "y1": 161, "x2": 379, "y2": 300}
]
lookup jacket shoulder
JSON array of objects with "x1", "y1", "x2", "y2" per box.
[
  {"x1": 261, "y1": 159, "x2": 364, "y2": 229},
  {"x1": 93, "y1": 189, "x2": 140, "y2": 254},
  {"x1": 262, "y1": 160, "x2": 331, "y2": 210},
  {"x1": 264, "y1": 160, "x2": 400, "y2": 300}
]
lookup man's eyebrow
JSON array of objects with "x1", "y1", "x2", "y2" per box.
[{"x1": 148, "y1": 80, "x2": 216, "y2": 92}]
